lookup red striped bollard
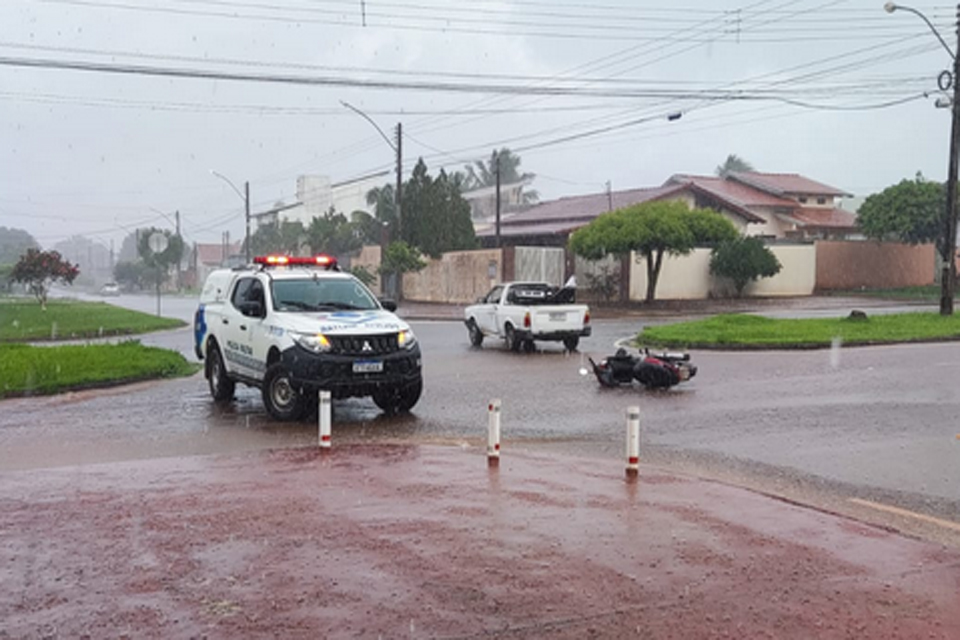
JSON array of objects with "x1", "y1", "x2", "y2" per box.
[
  {"x1": 319, "y1": 390, "x2": 332, "y2": 452},
  {"x1": 488, "y1": 399, "x2": 501, "y2": 468},
  {"x1": 626, "y1": 406, "x2": 640, "y2": 480}
]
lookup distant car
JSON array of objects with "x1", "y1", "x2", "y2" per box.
[{"x1": 100, "y1": 282, "x2": 120, "y2": 296}]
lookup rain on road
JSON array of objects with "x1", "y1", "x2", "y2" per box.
[{"x1": 5, "y1": 296, "x2": 960, "y2": 544}]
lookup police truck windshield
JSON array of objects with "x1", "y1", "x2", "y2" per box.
[{"x1": 271, "y1": 278, "x2": 379, "y2": 312}]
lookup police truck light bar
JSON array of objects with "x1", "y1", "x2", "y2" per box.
[{"x1": 254, "y1": 255, "x2": 338, "y2": 269}]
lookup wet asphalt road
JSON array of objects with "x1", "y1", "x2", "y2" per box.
[{"x1": 6, "y1": 292, "x2": 960, "y2": 542}]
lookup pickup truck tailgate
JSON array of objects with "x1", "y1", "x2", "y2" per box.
[{"x1": 530, "y1": 305, "x2": 587, "y2": 333}]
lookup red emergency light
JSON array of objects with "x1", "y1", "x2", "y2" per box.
[{"x1": 253, "y1": 254, "x2": 339, "y2": 270}]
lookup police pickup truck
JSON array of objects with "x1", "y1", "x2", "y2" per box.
[{"x1": 194, "y1": 254, "x2": 422, "y2": 421}]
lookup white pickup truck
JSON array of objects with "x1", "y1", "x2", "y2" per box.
[{"x1": 464, "y1": 282, "x2": 591, "y2": 352}]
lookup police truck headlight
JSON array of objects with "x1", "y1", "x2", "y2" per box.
[
  {"x1": 398, "y1": 329, "x2": 417, "y2": 350},
  {"x1": 293, "y1": 332, "x2": 332, "y2": 353}
]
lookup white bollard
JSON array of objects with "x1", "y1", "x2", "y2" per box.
[
  {"x1": 319, "y1": 390, "x2": 332, "y2": 450},
  {"x1": 626, "y1": 406, "x2": 640, "y2": 480},
  {"x1": 488, "y1": 399, "x2": 501, "y2": 468}
]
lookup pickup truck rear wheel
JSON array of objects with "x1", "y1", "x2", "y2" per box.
[
  {"x1": 563, "y1": 336, "x2": 580, "y2": 352},
  {"x1": 262, "y1": 363, "x2": 306, "y2": 421},
  {"x1": 504, "y1": 324, "x2": 521, "y2": 352},
  {"x1": 467, "y1": 320, "x2": 484, "y2": 347},
  {"x1": 206, "y1": 343, "x2": 235, "y2": 402}
]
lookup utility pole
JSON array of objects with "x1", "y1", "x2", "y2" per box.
[
  {"x1": 175, "y1": 210, "x2": 181, "y2": 291},
  {"x1": 395, "y1": 122, "x2": 403, "y2": 241},
  {"x1": 606, "y1": 180, "x2": 613, "y2": 212},
  {"x1": 942, "y1": 4, "x2": 960, "y2": 315},
  {"x1": 495, "y1": 151, "x2": 502, "y2": 248},
  {"x1": 886, "y1": 2, "x2": 960, "y2": 315},
  {"x1": 244, "y1": 181, "x2": 251, "y2": 264}
]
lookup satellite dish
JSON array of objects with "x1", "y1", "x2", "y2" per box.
[{"x1": 148, "y1": 232, "x2": 169, "y2": 254}]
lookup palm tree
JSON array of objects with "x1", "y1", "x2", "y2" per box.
[
  {"x1": 715, "y1": 154, "x2": 755, "y2": 178},
  {"x1": 463, "y1": 148, "x2": 539, "y2": 203},
  {"x1": 365, "y1": 184, "x2": 398, "y2": 228}
]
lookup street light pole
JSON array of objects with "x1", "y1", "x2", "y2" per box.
[
  {"x1": 886, "y1": 2, "x2": 960, "y2": 315},
  {"x1": 210, "y1": 170, "x2": 251, "y2": 264},
  {"x1": 245, "y1": 181, "x2": 251, "y2": 264}
]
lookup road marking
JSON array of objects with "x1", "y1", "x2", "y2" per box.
[{"x1": 849, "y1": 498, "x2": 960, "y2": 533}]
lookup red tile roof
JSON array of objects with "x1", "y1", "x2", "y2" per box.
[
  {"x1": 728, "y1": 172, "x2": 852, "y2": 198},
  {"x1": 486, "y1": 184, "x2": 686, "y2": 231},
  {"x1": 666, "y1": 174, "x2": 795, "y2": 209},
  {"x1": 787, "y1": 207, "x2": 858, "y2": 229},
  {"x1": 195, "y1": 242, "x2": 241, "y2": 265}
]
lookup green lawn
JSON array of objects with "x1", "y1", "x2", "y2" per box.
[
  {"x1": 638, "y1": 312, "x2": 960, "y2": 349},
  {"x1": 0, "y1": 299, "x2": 184, "y2": 341},
  {"x1": 0, "y1": 341, "x2": 200, "y2": 398}
]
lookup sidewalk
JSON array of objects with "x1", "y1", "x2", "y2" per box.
[
  {"x1": 397, "y1": 295, "x2": 933, "y2": 322},
  {"x1": 2, "y1": 445, "x2": 958, "y2": 638}
]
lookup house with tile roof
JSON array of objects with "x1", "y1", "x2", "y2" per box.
[
  {"x1": 476, "y1": 171, "x2": 858, "y2": 247},
  {"x1": 667, "y1": 172, "x2": 858, "y2": 240}
]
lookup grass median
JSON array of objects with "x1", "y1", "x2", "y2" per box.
[
  {"x1": 638, "y1": 312, "x2": 960, "y2": 349},
  {"x1": 0, "y1": 299, "x2": 184, "y2": 341},
  {"x1": 0, "y1": 341, "x2": 200, "y2": 398}
]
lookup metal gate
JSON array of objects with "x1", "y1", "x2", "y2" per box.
[{"x1": 515, "y1": 247, "x2": 565, "y2": 285}]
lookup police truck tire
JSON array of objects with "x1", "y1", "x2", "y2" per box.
[
  {"x1": 373, "y1": 378, "x2": 422, "y2": 414},
  {"x1": 206, "y1": 343, "x2": 235, "y2": 402},
  {"x1": 262, "y1": 363, "x2": 306, "y2": 421}
]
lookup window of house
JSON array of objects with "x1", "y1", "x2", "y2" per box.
[
  {"x1": 798, "y1": 196, "x2": 808, "y2": 204},
  {"x1": 817, "y1": 197, "x2": 827, "y2": 205}
]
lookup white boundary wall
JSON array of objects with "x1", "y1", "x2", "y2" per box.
[{"x1": 628, "y1": 244, "x2": 816, "y2": 300}]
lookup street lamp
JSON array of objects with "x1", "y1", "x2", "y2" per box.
[
  {"x1": 210, "y1": 170, "x2": 251, "y2": 264},
  {"x1": 886, "y1": 2, "x2": 960, "y2": 315},
  {"x1": 340, "y1": 101, "x2": 402, "y2": 240}
]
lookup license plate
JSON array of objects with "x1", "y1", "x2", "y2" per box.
[
  {"x1": 352, "y1": 360, "x2": 383, "y2": 373},
  {"x1": 548, "y1": 312, "x2": 566, "y2": 321}
]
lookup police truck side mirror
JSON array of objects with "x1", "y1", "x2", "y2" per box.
[{"x1": 379, "y1": 298, "x2": 398, "y2": 312}]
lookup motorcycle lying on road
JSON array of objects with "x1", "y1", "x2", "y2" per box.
[{"x1": 588, "y1": 347, "x2": 697, "y2": 390}]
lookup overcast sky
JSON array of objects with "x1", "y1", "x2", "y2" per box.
[{"x1": 1, "y1": 0, "x2": 955, "y2": 251}]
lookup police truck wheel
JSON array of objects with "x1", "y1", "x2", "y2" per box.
[
  {"x1": 206, "y1": 343, "x2": 235, "y2": 402},
  {"x1": 262, "y1": 364, "x2": 306, "y2": 421},
  {"x1": 373, "y1": 378, "x2": 422, "y2": 414}
]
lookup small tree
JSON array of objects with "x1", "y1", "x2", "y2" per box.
[
  {"x1": 710, "y1": 236, "x2": 782, "y2": 296},
  {"x1": 856, "y1": 176, "x2": 945, "y2": 250},
  {"x1": 378, "y1": 241, "x2": 426, "y2": 301},
  {"x1": 569, "y1": 201, "x2": 738, "y2": 303},
  {"x1": 137, "y1": 228, "x2": 184, "y2": 274},
  {"x1": 11, "y1": 248, "x2": 80, "y2": 308}
]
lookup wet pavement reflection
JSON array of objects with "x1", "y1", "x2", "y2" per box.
[{"x1": 4, "y1": 317, "x2": 960, "y2": 544}]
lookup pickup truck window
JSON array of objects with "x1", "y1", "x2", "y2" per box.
[
  {"x1": 272, "y1": 278, "x2": 379, "y2": 312},
  {"x1": 507, "y1": 283, "x2": 559, "y2": 306},
  {"x1": 484, "y1": 286, "x2": 504, "y2": 304},
  {"x1": 230, "y1": 277, "x2": 263, "y2": 310}
]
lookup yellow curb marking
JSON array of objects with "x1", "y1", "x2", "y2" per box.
[{"x1": 849, "y1": 498, "x2": 960, "y2": 533}]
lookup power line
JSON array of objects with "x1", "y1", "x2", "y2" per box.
[{"x1": 30, "y1": 0, "x2": 949, "y2": 43}]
